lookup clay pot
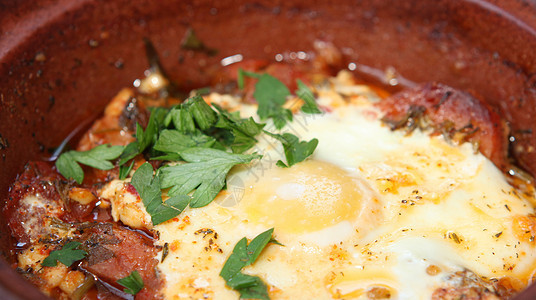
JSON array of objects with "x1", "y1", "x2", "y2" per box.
[{"x1": 1, "y1": 0, "x2": 536, "y2": 298}]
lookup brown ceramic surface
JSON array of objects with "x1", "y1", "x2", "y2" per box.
[{"x1": 2, "y1": 0, "x2": 536, "y2": 299}]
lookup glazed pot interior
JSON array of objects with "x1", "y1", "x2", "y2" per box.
[{"x1": 1, "y1": 0, "x2": 536, "y2": 299}]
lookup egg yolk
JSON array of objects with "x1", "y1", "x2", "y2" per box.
[{"x1": 241, "y1": 160, "x2": 365, "y2": 234}]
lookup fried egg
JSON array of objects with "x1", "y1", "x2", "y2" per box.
[{"x1": 99, "y1": 72, "x2": 536, "y2": 299}]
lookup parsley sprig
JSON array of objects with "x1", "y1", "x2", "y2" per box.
[
  {"x1": 220, "y1": 228, "x2": 278, "y2": 300},
  {"x1": 117, "y1": 270, "x2": 144, "y2": 295},
  {"x1": 56, "y1": 144, "x2": 124, "y2": 184},
  {"x1": 296, "y1": 79, "x2": 322, "y2": 114},
  {"x1": 131, "y1": 163, "x2": 191, "y2": 225},
  {"x1": 238, "y1": 70, "x2": 321, "y2": 129},
  {"x1": 41, "y1": 241, "x2": 88, "y2": 267},
  {"x1": 159, "y1": 148, "x2": 260, "y2": 208},
  {"x1": 119, "y1": 107, "x2": 166, "y2": 165},
  {"x1": 54, "y1": 70, "x2": 320, "y2": 225},
  {"x1": 264, "y1": 132, "x2": 319, "y2": 168},
  {"x1": 157, "y1": 96, "x2": 262, "y2": 156}
]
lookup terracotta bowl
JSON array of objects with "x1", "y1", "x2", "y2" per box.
[{"x1": 2, "y1": 0, "x2": 536, "y2": 298}]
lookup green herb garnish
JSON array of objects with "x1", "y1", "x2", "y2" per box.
[
  {"x1": 220, "y1": 228, "x2": 278, "y2": 300},
  {"x1": 264, "y1": 132, "x2": 318, "y2": 168},
  {"x1": 239, "y1": 70, "x2": 322, "y2": 129},
  {"x1": 160, "y1": 148, "x2": 260, "y2": 208},
  {"x1": 213, "y1": 104, "x2": 265, "y2": 153},
  {"x1": 184, "y1": 95, "x2": 218, "y2": 130},
  {"x1": 160, "y1": 96, "x2": 263, "y2": 155},
  {"x1": 296, "y1": 79, "x2": 321, "y2": 114},
  {"x1": 164, "y1": 106, "x2": 195, "y2": 133},
  {"x1": 131, "y1": 110, "x2": 159, "y2": 158},
  {"x1": 118, "y1": 141, "x2": 140, "y2": 166},
  {"x1": 118, "y1": 108, "x2": 167, "y2": 166},
  {"x1": 55, "y1": 144, "x2": 124, "y2": 184},
  {"x1": 41, "y1": 241, "x2": 87, "y2": 267},
  {"x1": 117, "y1": 270, "x2": 144, "y2": 295},
  {"x1": 154, "y1": 129, "x2": 216, "y2": 154},
  {"x1": 254, "y1": 74, "x2": 293, "y2": 129},
  {"x1": 119, "y1": 160, "x2": 135, "y2": 180},
  {"x1": 55, "y1": 68, "x2": 320, "y2": 226},
  {"x1": 136, "y1": 114, "x2": 157, "y2": 153},
  {"x1": 131, "y1": 163, "x2": 190, "y2": 225},
  {"x1": 239, "y1": 70, "x2": 292, "y2": 129}
]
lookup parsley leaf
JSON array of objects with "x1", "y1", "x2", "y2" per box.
[
  {"x1": 131, "y1": 163, "x2": 191, "y2": 225},
  {"x1": 295, "y1": 79, "x2": 321, "y2": 114},
  {"x1": 119, "y1": 108, "x2": 168, "y2": 166},
  {"x1": 254, "y1": 74, "x2": 292, "y2": 129},
  {"x1": 41, "y1": 241, "x2": 87, "y2": 267},
  {"x1": 119, "y1": 160, "x2": 135, "y2": 180},
  {"x1": 240, "y1": 71, "x2": 292, "y2": 130},
  {"x1": 165, "y1": 107, "x2": 196, "y2": 133},
  {"x1": 213, "y1": 104, "x2": 265, "y2": 153},
  {"x1": 136, "y1": 110, "x2": 159, "y2": 153},
  {"x1": 264, "y1": 132, "x2": 318, "y2": 168},
  {"x1": 118, "y1": 141, "x2": 140, "y2": 165},
  {"x1": 220, "y1": 228, "x2": 277, "y2": 300},
  {"x1": 182, "y1": 95, "x2": 218, "y2": 130},
  {"x1": 237, "y1": 69, "x2": 260, "y2": 89},
  {"x1": 160, "y1": 148, "x2": 260, "y2": 208},
  {"x1": 153, "y1": 129, "x2": 216, "y2": 155},
  {"x1": 56, "y1": 144, "x2": 124, "y2": 184},
  {"x1": 55, "y1": 152, "x2": 83, "y2": 184},
  {"x1": 117, "y1": 270, "x2": 144, "y2": 295},
  {"x1": 227, "y1": 274, "x2": 269, "y2": 300},
  {"x1": 150, "y1": 153, "x2": 183, "y2": 161},
  {"x1": 239, "y1": 71, "x2": 322, "y2": 127},
  {"x1": 163, "y1": 96, "x2": 222, "y2": 137}
]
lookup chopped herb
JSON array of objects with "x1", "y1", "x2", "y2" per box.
[
  {"x1": 164, "y1": 95, "x2": 221, "y2": 136},
  {"x1": 229, "y1": 128, "x2": 260, "y2": 154},
  {"x1": 117, "y1": 270, "x2": 144, "y2": 295},
  {"x1": 41, "y1": 241, "x2": 87, "y2": 267},
  {"x1": 268, "y1": 237, "x2": 284, "y2": 246},
  {"x1": 165, "y1": 107, "x2": 194, "y2": 133},
  {"x1": 136, "y1": 111, "x2": 159, "y2": 153},
  {"x1": 150, "y1": 153, "x2": 183, "y2": 162},
  {"x1": 153, "y1": 129, "x2": 216, "y2": 154},
  {"x1": 131, "y1": 163, "x2": 191, "y2": 225},
  {"x1": 220, "y1": 228, "x2": 278, "y2": 300},
  {"x1": 118, "y1": 141, "x2": 140, "y2": 165},
  {"x1": 192, "y1": 87, "x2": 211, "y2": 96},
  {"x1": 237, "y1": 69, "x2": 260, "y2": 89},
  {"x1": 119, "y1": 108, "x2": 168, "y2": 166},
  {"x1": 119, "y1": 160, "x2": 135, "y2": 180},
  {"x1": 295, "y1": 79, "x2": 321, "y2": 114},
  {"x1": 239, "y1": 71, "x2": 292, "y2": 129},
  {"x1": 183, "y1": 96, "x2": 218, "y2": 131},
  {"x1": 56, "y1": 144, "x2": 124, "y2": 184},
  {"x1": 213, "y1": 104, "x2": 265, "y2": 153},
  {"x1": 160, "y1": 148, "x2": 260, "y2": 208},
  {"x1": 264, "y1": 132, "x2": 318, "y2": 168},
  {"x1": 117, "y1": 92, "x2": 270, "y2": 180}
]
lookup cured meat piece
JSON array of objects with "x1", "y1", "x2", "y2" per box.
[
  {"x1": 78, "y1": 223, "x2": 162, "y2": 299},
  {"x1": 376, "y1": 82, "x2": 509, "y2": 172}
]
